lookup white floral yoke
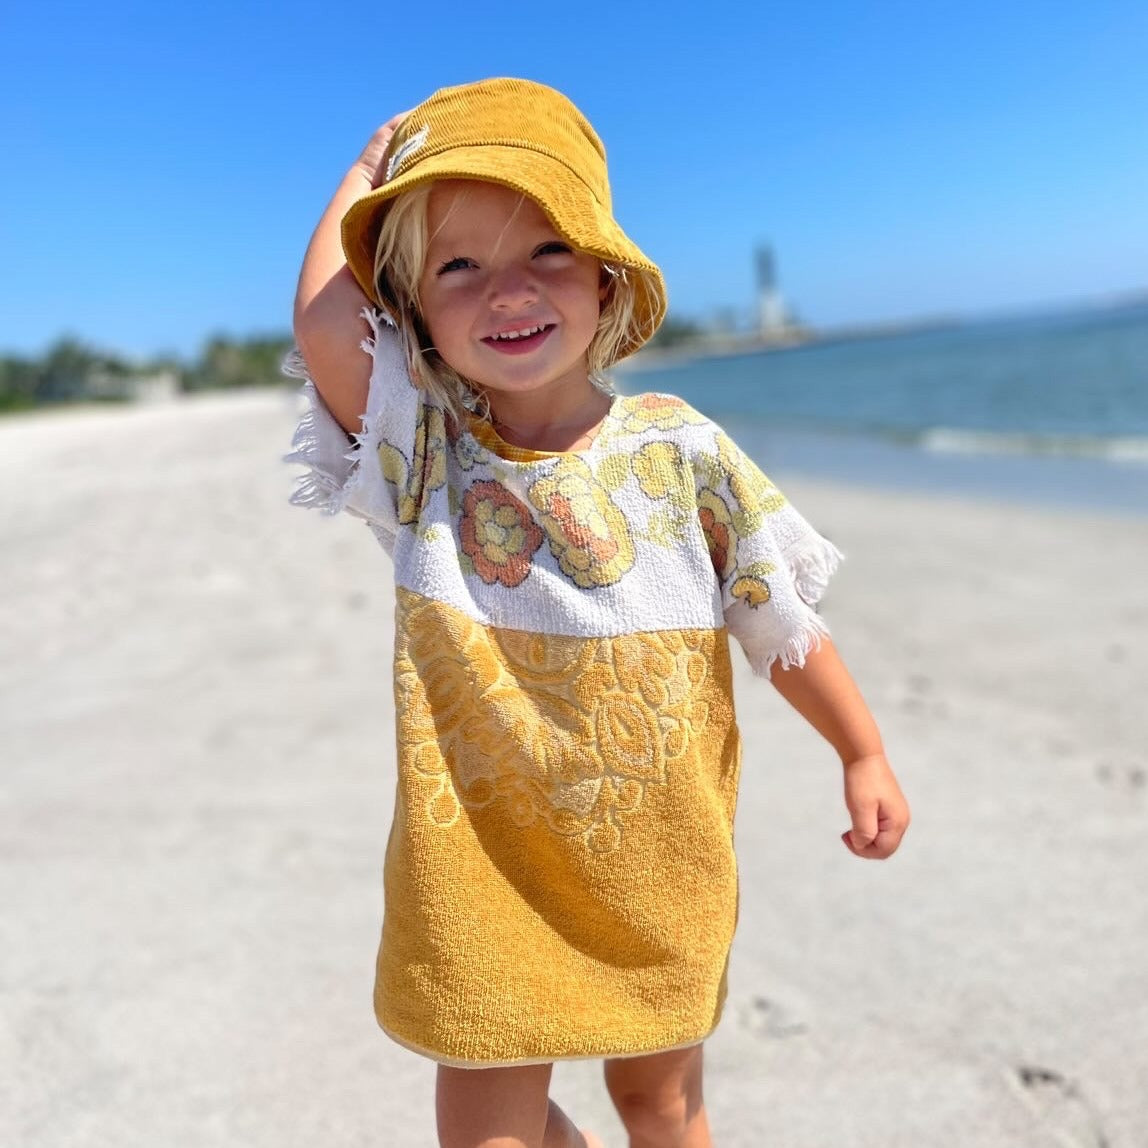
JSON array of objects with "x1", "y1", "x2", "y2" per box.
[{"x1": 286, "y1": 310, "x2": 841, "y2": 1067}]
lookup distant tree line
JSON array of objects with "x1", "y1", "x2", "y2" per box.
[
  {"x1": 0, "y1": 332, "x2": 295, "y2": 413},
  {"x1": 2, "y1": 312, "x2": 709, "y2": 414}
]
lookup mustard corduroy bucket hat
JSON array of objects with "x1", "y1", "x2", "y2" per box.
[{"x1": 341, "y1": 77, "x2": 667, "y2": 360}]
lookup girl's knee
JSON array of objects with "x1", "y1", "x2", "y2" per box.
[
  {"x1": 603, "y1": 1046, "x2": 705, "y2": 1142},
  {"x1": 607, "y1": 1087, "x2": 693, "y2": 1143}
]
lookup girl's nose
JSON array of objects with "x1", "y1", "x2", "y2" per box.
[{"x1": 486, "y1": 265, "x2": 538, "y2": 310}]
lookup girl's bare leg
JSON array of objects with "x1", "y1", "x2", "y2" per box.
[
  {"x1": 603, "y1": 1044, "x2": 712, "y2": 1148},
  {"x1": 436, "y1": 1062, "x2": 601, "y2": 1148}
]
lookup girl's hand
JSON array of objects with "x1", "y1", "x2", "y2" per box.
[
  {"x1": 351, "y1": 111, "x2": 413, "y2": 187},
  {"x1": 840, "y1": 754, "x2": 910, "y2": 859},
  {"x1": 293, "y1": 109, "x2": 411, "y2": 434}
]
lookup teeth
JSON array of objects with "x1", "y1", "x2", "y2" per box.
[{"x1": 492, "y1": 325, "x2": 545, "y2": 341}]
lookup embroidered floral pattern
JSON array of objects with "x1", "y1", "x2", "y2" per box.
[
  {"x1": 715, "y1": 432, "x2": 786, "y2": 532},
  {"x1": 731, "y1": 560, "x2": 776, "y2": 608},
  {"x1": 697, "y1": 489, "x2": 737, "y2": 581},
  {"x1": 528, "y1": 457, "x2": 635, "y2": 589},
  {"x1": 595, "y1": 451, "x2": 632, "y2": 492},
  {"x1": 379, "y1": 403, "x2": 448, "y2": 524},
  {"x1": 631, "y1": 440, "x2": 687, "y2": 501},
  {"x1": 617, "y1": 393, "x2": 708, "y2": 434},
  {"x1": 459, "y1": 480, "x2": 543, "y2": 588},
  {"x1": 393, "y1": 590, "x2": 723, "y2": 854}
]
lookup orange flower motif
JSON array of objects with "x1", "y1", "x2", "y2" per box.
[
  {"x1": 697, "y1": 489, "x2": 737, "y2": 581},
  {"x1": 528, "y1": 458, "x2": 635, "y2": 589},
  {"x1": 460, "y1": 481, "x2": 543, "y2": 588}
]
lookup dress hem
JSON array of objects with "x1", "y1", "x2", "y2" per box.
[{"x1": 378, "y1": 1022, "x2": 717, "y2": 1069}]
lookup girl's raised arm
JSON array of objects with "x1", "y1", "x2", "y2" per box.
[{"x1": 293, "y1": 115, "x2": 407, "y2": 435}]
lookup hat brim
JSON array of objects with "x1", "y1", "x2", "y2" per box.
[{"x1": 341, "y1": 144, "x2": 666, "y2": 361}]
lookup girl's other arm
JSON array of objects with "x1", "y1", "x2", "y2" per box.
[
  {"x1": 769, "y1": 637, "x2": 910, "y2": 859},
  {"x1": 293, "y1": 115, "x2": 407, "y2": 435}
]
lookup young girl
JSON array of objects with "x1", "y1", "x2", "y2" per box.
[{"x1": 287, "y1": 78, "x2": 909, "y2": 1148}]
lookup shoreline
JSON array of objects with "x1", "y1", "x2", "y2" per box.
[
  {"x1": 730, "y1": 419, "x2": 1148, "y2": 521},
  {"x1": 3, "y1": 384, "x2": 1145, "y2": 521},
  {"x1": 620, "y1": 289, "x2": 1148, "y2": 372}
]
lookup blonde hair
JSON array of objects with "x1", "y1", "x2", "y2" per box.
[{"x1": 372, "y1": 183, "x2": 663, "y2": 422}]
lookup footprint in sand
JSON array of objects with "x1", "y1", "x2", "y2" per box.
[
  {"x1": 1094, "y1": 761, "x2": 1146, "y2": 793},
  {"x1": 1007, "y1": 1064, "x2": 1110, "y2": 1148},
  {"x1": 896, "y1": 674, "x2": 949, "y2": 719},
  {"x1": 735, "y1": 995, "x2": 807, "y2": 1039}
]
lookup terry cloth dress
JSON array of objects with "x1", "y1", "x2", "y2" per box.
[{"x1": 286, "y1": 311, "x2": 842, "y2": 1068}]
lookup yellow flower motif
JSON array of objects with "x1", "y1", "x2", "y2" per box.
[
  {"x1": 631, "y1": 440, "x2": 687, "y2": 501},
  {"x1": 412, "y1": 404, "x2": 448, "y2": 492},
  {"x1": 377, "y1": 441, "x2": 405, "y2": 483},
  {"x1": 731, "y1": 562, "x2": 776, "y2": 609},
  {"x1": 617, "y1": 393, "x2": 708, "y2": 434},
  {"x1": 378, "y1": 403, "x2": 448, "y2": 524},
  {"x1": 731, "y1": 576, "x2": 771, "y2": 608},
  {"x1": 528, "y1": 457, "x2": 635, "y2": 589},
  {"x1": 595, "y1": 452, "x2": 632, "y2": 492},
  {"x1": 715, "y1": 433, "x2": 786, "y2": 532}
]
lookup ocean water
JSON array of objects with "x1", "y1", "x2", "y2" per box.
[{"x1": 617, "y1": 300, "x2": 1148, "y2": 517}]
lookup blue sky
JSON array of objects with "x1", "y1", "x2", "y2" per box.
[{"x1": 3, "y1": 1, "x2": 1147, "y2": 359}]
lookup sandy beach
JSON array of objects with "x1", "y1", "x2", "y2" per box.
[{"x1": 2, "y1": 388, "x2": 1145, "y2": 1148}]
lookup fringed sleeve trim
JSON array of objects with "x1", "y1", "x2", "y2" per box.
[
  {"x1": 741, "y1": 607, "x2": 832, "y2": 680},
  {"x1": 786, "y1": 533, "x2": 844, "y2": 608},
  {"x1": 730, "y1": 531, "x2": 844, "y2": 680},
  {"x1": 281, "y1": 309, "x2": 403, "y2": 533},
  {"x1": 282, "y1": 370, "x2": 363, "y2": 517}
]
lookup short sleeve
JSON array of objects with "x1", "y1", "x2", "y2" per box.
[
  {"x1": 694, "y1": 429, "x2": 842, "y2": 678},
  {"x1": 283, "y1": 308, "x2": 426, "y2": 546}
]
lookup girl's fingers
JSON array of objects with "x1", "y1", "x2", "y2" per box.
[
  {"x1": 841, "y1": 817, "x2": 906, "y2": 859},
  {"x1": 847, "y1": 803, "x2": 879, "y2": 850}
]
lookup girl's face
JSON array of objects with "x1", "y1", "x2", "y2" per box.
[{"x1": 417, "y1": 180, "x2": 605, "y2": 405}]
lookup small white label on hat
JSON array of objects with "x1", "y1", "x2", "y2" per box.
[{"x1": 385, "y1": 125, "x2": 429, "y2": 182}]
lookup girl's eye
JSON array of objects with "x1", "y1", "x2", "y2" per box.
[
  {"x1": 436, "y1": 256, "x2": 475, "y2": 275},
  {"x1": 534, "y1": 241, "x2": 573, "y2": 258}
]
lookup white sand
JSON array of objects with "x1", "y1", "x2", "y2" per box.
[{"x1": 2, "y1": 389, "x2": 1145, "y2": 1147}]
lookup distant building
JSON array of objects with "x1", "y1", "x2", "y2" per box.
[
  {"x1": 88, "y1": 369, "x2": 180, "y2": 403},
  {"x1": 755, "y1": 244, "x2": 789, "y2": 337}
]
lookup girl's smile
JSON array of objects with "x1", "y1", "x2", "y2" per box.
[
  {"x1": 482, "y1": 323, "x2": 554, "y2": 354},
  {"x1": 417, "y1": 180, "x2": 606, "y2": 418}
]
